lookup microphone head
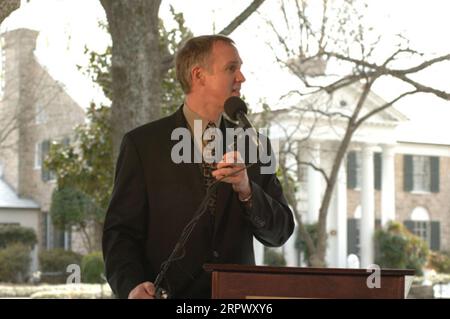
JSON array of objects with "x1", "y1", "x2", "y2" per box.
[{"x1": 224, "y1": 96, "x2": 247, "y2": 121}]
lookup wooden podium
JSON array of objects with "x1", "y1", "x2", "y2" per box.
[{"x1": 204, "y1": 264, "x2": 415, "y2": 299}]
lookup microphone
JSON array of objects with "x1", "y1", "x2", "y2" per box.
[
  {"x1": 224, "y1": 96, "x2": 262, "y2": 156},
  {"x1": 224, "y1": 96, "x2": 253, "y2": 130}
]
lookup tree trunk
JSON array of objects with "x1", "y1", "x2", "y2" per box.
[
  {"x1": 100, "y1": 0, "x2": 162, "y2": 159},
  {"x1": 311, "y1": 79, "x2": 375, "y2": 267},
  {"x1": 0, "y1": 0, "x2": 20, "y2": 25}
]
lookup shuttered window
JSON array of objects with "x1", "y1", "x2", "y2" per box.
[
  {"x1": 347, "y1": 218, "x2": 381, "y2": 258},
  {"x1": 347, "y1": 151, "x2": 381, "y2": 190},
  {"x1": 413, "y1": 156, "x2": 431, "y2": 191},
  {"x1": 403, "y1": 219, "x2": 440, "y2": 251},
  {"x1": 403, "y1": 155, "x2": 440, "y2": 193}
]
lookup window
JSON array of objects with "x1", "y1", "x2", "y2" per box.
[
  {"x1": 347, "y1": 151, "x2": 381, "y2": 190},
  {"x1": 413, "y1": 156, "x2": 431, "y2": 191},
  {"x1": 42, "y1": 212, "x2": 71, "y2": 250},
  {"x1": 0, "y1": 222, "x2": 20, "y2": 226},
  {"x1": 404, "y1": 207, "x2": 440, "y2": 251},
  {"x1": 403, "y1": 155, "x2": 440, "y2": 193},
  {"x1": 413, "y1": 221, "x2": 429, "y2": 243},
  {"x1": 347, "y1": 151, "x2": 361, "y2": 189},
  {"x1": 404, "y1": 210, "x2": 429, "y2": 246},
  {"x1": 35, "y1": 103, "x2": 48, "y2": 124},
  {"x1": 348, "y1": 206, "x2": 382, "y2": 258},
  {"x1": 34, "y1": 143, "x2": 42, "y2": 169},
  {"x1": 36, "y1": 140, "x2": 55, "y2": 181}
]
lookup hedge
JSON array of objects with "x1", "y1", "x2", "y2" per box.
[{"x1": 0, "y1": 225, "x2": 37, "y2": 249}]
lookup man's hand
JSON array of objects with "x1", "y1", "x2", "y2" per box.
[
  {"x1": 128, "y1": 281, "x2": 156, "y2": 299},
  {"x1": 212, "y1": 151, "x2": 251, "y2": 200}
]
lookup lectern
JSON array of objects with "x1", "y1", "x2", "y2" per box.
[{"x1": 204, "y1": 264, "x2": 415, "y2": 299}]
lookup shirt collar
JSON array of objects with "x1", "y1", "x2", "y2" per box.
[{"x1": 182, "y1": 102, "x2": 222, "y2": 133}]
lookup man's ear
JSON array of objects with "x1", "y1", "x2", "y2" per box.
[{"x1": 191, "y1": 66, "x2": 205, "y2": 87}]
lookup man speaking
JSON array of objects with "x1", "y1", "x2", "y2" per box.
[{"x1": 102, "y1": 35, "x2": 294, "y2": 299}]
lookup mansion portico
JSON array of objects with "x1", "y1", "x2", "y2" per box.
[{"x1": 253, "y1": 85, "x2": 449, "y2": 268}]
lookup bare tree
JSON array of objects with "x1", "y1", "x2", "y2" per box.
[
  {"x1": 262, "y1": 0, "x2": 450, "y2": 267},
  {"x1": 99, "y1": 0, "x2": 266, "y2": 159}
]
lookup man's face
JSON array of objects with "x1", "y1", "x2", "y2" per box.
[{"x1": 202, "y1": 41, "x2": 246, "y2": 111}]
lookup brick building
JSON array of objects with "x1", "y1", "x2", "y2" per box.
[{"x1": 0, "y1": 28, "x2": 85, "y2": 271}]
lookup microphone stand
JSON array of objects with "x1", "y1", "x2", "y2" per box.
[{"x1": 153, "y1": 163, "x2": 254, "y2": 299}]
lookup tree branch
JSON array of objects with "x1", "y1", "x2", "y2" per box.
[
  {"x1": 355, "y1": 90, "x2": 419, "y2": 128},
  {"x1": 219, "y1": 0, "x2": 266, "y2": 35},
  {"x1": 299, "y1": 161, "x2": 330, "y2": 185},
  {"x1": 392, "y1": 73, "x2": 450, "y2": 100},
  {"x1": 393, "y1": 53, "x2": 450, "y2": 74},
  {"x1": 159, "y1": 0, "x2": 266, "y2": 74}
]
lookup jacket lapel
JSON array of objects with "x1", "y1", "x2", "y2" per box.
[{"x1": 171, "y1": 106, "x2": 205, "y2": 211}]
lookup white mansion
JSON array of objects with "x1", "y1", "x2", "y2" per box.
[{"x1": 254, "y1": 85, "x2": 449, "y2": 269}]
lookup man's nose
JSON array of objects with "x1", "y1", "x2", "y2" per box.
[{"x1": 236, "y1": 69, "x2": 246, "y2": 83}]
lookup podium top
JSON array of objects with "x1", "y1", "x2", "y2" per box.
[{"x1": 204, "y1": 263, "x2": 416, "y2": 277}]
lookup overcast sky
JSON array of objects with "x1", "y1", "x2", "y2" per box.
[{"x1": 2, "y1": 0, "x2": 450, "y2": 143}]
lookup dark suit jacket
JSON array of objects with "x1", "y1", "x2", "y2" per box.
[{"x1": 102, "y1": 106, "x2": 294, "y2": 299}]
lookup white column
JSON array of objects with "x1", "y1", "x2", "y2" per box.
[
  {"x1": 381, "y1": 144, "x2": 396, "y2": 227},
  {"x1": 360, "y1": 145, "x2": 375, "y2": 268},
  {"x1": 253, "y1": 238, "x2": 265, "y2": 265},
  {"x1": 336, "y1": 162, "x2": 348, "y2": 268},
  {"x1": 326, "y1": 163, "x2": 347, "y2": 268},
  {"x1": 306, "y1": 143, "x2": 321, "y2": 223}
]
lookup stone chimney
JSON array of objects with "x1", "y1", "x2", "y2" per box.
[
  {"x1": 0, "y1": 28, "x2": 39, "y2": 196},
  {"x1": 1, "y1": 29, "x2": 39, "y2": 107}
]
